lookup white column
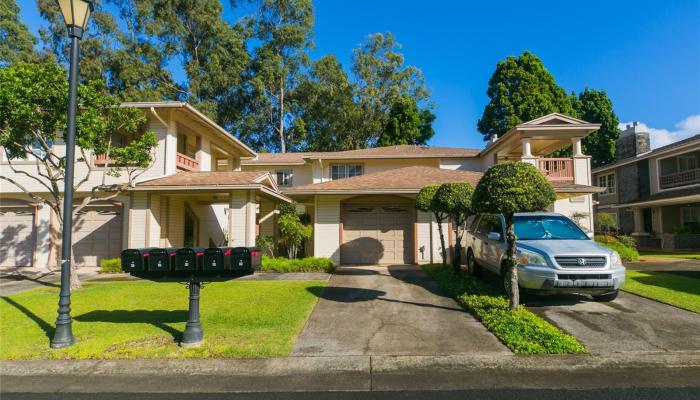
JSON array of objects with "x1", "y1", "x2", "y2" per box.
[
  {"x1": 631, "y1": 208, "x2": 649, "y2": 236},
  {"x1": 522, "y1": 138, "x2": 532, "y2": 157},
  {"x1": 245, "y1": 190, "x2": 257, "y2": 247},
  {"x1": 572, "y1": 138, "x2": 583, "y2": 156},
  {"x1": 164, "y1": 116, "x2": 178, "y2": 175}
]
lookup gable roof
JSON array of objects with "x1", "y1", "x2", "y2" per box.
[
  {"x1": 241, "y1": 145, "x2": 480, "y2": 166},
  {"x1": 284, "y1": 166, "x2": 483, "y2": 194},
  {"x1": 136, "y1": 171, "x2": 271, "y2": 187},
  {"x1": 592, "y1": 134, "x2": 700, "y2": 174}
]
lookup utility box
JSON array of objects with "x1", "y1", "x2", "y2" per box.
[
  {"x1": 175, "y1": 247, "x2": 205, "y2": 271},
  {"x1": 202, "y1": 247, "x2": 233, "y2": 271},
  {"x1": 147, "y1": 248, "x2": 177, "y2": 271},
  {"x1": 121, "y1": 248, "x2": 150, "y2": 272}
]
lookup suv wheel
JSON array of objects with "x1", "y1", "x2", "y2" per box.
[
  {"x1": 467, "y1": 250, "x2": 481, "y2": 276},
  {"x1": 592, "y1": 290, "x2": 619, "y2": 302}
]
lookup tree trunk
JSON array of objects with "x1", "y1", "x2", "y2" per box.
[
  {"x1": 504, "y1": 213, "x2": 519, "y2": 310},
  {"x1": 453, "y1": 232, "x2": 462, "y2": 274},
  {"x1": 279, "y1": 82, "x2": 286, "y2": 153},
  {"x1": 434, "y1": 213, "x2": 447, "y2": 266}
]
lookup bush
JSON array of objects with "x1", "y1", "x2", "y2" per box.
[
  {"x1": 256, "y1": 235, "x2": 276, "y2": 257},
  {"x1": 261, "y1": 256, "x2": 334, "y2": 273},
  {"x1": 422, "y1": 263, "x2": 586, "y2": 354},
  {"x1": 595, "y1": 234, "x2": 639, "y2": 262},
  {"x1": 99, "y1": 258, "x2": 122, "y2": 273}
]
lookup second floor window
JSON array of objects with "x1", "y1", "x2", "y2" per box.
[
  {"x1": 275, "y1": 170, "x2": 293, "y2": 187},
  {"x1": 598, "y1": 173, "x2": 616, "y2": 195},
  {"x1": 331, "y1": 164, "x2": 363, "y2": 180}
]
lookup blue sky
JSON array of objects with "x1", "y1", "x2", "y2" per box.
[{"x1": 18, "y1": 0, "x2": 700, "y2": 149}]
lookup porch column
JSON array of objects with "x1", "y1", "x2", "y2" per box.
[
  {"x1": 572, "y1": 138, "x2": 583, "y2": 156},
  {"x1": 631, "y1": 208, "x2": 648, "y2": 236},
  {"x1": 227, "y1": 190, "x2": 256, "y2": 247},
  {"x1": 522, "y1": 138, "x2": 532, "y2": 157}
]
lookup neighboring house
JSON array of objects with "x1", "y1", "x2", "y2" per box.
[
  {"x1": 592, "y1": 123, "x2": 700, "y2": 251},
  {"x1": 0, "y1": 104, "x2": 603, "y2": 268}
]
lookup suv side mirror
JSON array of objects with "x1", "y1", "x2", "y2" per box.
[
  {"x1": 586, "y1": 232, "x2": 594, "y2": 239},
  {"x1": 487, "y1": 232, "x2": 501, "y2": 241}
]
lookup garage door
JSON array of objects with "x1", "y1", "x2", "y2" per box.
[
  {"x1": 342, "y1": 204, "x2": 413, "y2": 265},
  {"x1": 73, "y1": 206, "x2": 122, "y2": 267},
  {"x1": 0, "y1": 208, "x2": 35, "y2": 267}
]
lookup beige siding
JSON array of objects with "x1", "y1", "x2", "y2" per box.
[
  {"x1": 553, "y1": 195, "x2": 594, "y2": 233},
  {"x1": 242, "y1": 165, "x2": 313, "y2": 187},
  {"x1": 228, "y1": 191, "x2": 248, "y2": 247},
  {"x1": 129, "y1": 192, "x2": 148, "y2": 248},
  {"x1": 258, "y1": 200, "x2": 276, "y2": 238},
  {"x1": 321, "y1": 158, "x2": 439, "y2": 181},
  {"x1": 439, "y1": 158, "x2": 482, "y2": 172},
  {"x1": 416, "y1": 210, "x2": 433, "y2": 264},
  {"x1": 195, "y1": 203, "x2": 228, "y2": 247},
  {"x1": 168, "y1": 197, "x2": 185, "y2": 247},
  {"x1": 147, "y1": 194, "x2": 161, "y2": 246},
  {"x1": 314, "y1": 195, "x2": 344, "y2": 264}
]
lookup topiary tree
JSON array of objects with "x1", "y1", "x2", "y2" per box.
[
  {"x1": 472, "y1": 162, "x2": 556, "y2": 310},
  {"x1": 435, "y1": 182, "x2": 474, "y2": 273},
  {"x1": 278, "y1": 212, "x2": 312, "y2": 259},
  {"x1": 415, "y1": 185, "x2": 448, "y2": 266}
]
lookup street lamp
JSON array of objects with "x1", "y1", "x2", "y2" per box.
[{"x1": 51, "y1": 0, "x2": 93, "y2": 349}]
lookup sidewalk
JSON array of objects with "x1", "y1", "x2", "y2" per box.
[{"x1": 2, "y1": 351, "x2": 700, "y2": 393}]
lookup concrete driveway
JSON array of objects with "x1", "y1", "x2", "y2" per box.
[
  {"x1": 292, "y1": 265, "x2": 508, "y2": 356},
  {"x1": 527, "y1": 292, "x2": 700, "y2": 354}
]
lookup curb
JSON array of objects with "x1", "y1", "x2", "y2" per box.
[{"x1": 2, "y1": 351, "x2": 700, "y2": 393}]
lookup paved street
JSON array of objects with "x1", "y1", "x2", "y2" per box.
[{"x1": 292, "y1": 265, "x2": 508, "y2": 356}]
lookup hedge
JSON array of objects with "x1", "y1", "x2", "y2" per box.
[
  {"x1": 261, "y1": 256, "x2": 334, "y2": 273},
  {"x1": 595, "y1": 234, "x2": 639, "y2": 262},
  {"x1": 99, "y1": 258, "x2": 122, "y2": 273}
]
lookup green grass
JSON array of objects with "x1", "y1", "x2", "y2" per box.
[
  {"x1": 623, "y1": 270, "x2": 700, "y2": 313},
  {"x1": 638, "y1": 252, "x2": 700, "y2": 260},
  {"x1": 422, "y1": 264, "x2": 586, "y2": 354},
  {"x1": 261, "y1": 256, "x2": 335, "y2": 273},
  {"x1": 0, "y1": 279, "x2": 324, "y2": 360}
]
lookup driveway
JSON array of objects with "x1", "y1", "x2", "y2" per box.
[
  {"x1": 292, "y1": 265, "x2": 508, "y2": 356},
  {"x1": 527, "y1": 292, "x2": 700, "y2": 354}
]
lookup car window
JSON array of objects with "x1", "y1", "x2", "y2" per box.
[
  {"x1": 476, "y1": 214, "x2": 502, "y2": 237},
  {"x1": 514, "y1": 215, "x2": 588, "y2": 240}
]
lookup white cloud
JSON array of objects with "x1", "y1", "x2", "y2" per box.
[{"x1": 618, "y1": 115, "x2": 700, "y2": 149}]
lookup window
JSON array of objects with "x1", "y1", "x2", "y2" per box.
[
  {"x1": 275, "y1": 170, "x2": 293, "y2": 187},
  {"x1": 681, "y1": 206, "x2": 700, "y2": 231},
  {"x1": 476, "y1": 214, "x2": 503, "y2": 238},
  {"x1": 513, "y1": 215, "x2": 588, "y2": 240},
  {"x1": 678, "y1": 155, "x2": 697, "y2": 172},
  {"x1": 331, "y1": 163, "x2": 363, "y2": 180},
  {"x1": 597, "y1": 172, "x2": 616, "y2": 195}
]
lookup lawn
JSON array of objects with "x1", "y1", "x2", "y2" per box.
[
  {"x1": 0, "y1": 279, "x2": 323, "y2": 360},
  {"x1": 422, "y1": 264, "x2": 586, "y2": 354},
  {"x1": 623, "y1": 270, "x2": 700, "y2": 313},
  {"x1": 638, "y1": 251, "x2": 700, "y2": 260}
]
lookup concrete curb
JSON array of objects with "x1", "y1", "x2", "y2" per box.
[{"x1": 2, "y1": 351, "x2": 700, "y2": 393}]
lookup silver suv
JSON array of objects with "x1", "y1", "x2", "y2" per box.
[{"x1": 465, "y1": 212, "x2": 626, "y2": 301}]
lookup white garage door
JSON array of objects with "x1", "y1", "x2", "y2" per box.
[
  {"x1": 0, "y1": 208, "x2": 35, "y2": 267},
  {"x1": 342, "y1": 204, "x2": 413, "y2": 265},
  {"x1": 73, "y1": 206, "x2": 122, "y2": 267}
]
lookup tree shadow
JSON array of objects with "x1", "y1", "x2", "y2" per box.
[
  {"x1": 340, "y1": 237, "x2": 384, "y2": 265},
  {"x1": 0, "y1": 296, "x2": 55, "y2": 339},
  {"x1": 75, "y1": 310, "x2": 187, "y2": 342},
  {"x1": 333, "y1": 268, "x2": 381, "y2": 276},
  {"x1": 386, "y1": 265, "x2": 448, "y2": 298},
  {"x1": 306, "y1": 286, "x2": 464, "y2": 312},
  {"x1": 0, "y1": 272, "x2": 59, "y2": 288},
  {"x1": 630, "y1": 272, "x2": 700, "y2": 298}
]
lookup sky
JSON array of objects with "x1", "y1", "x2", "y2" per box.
[{"x1": 18, "y1": 0, "x2": 700, "y2": 150}]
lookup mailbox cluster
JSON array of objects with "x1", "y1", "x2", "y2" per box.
[{"x1": 121, "y1": 246, "x2": 262, "y2": 281}]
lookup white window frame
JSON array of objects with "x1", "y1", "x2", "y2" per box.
[
  {"x1": 678, "y1": 154, "x2": 697, "y2": 172},
  {"x1": 275, "y1": 169, "x2": 293, "y2": 187},
  {"x1": 331, "y1": 163, "x2": 363, "y2": 180},
  {"x1": 597, "y1": 172, "x2": 616, "y2": 195}
]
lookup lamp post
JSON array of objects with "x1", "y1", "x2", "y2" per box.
[{"x1": 51, "y1": 0, "x2": 93, "y2": 349}]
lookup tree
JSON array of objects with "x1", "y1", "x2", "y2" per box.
[
  {"x1": 477, "y1": 51, "x2": 576, "y2": 141},
  {"x1": 0, "y1": 0, "x2": 38, "y2": 66},
  {"x1": 0, "y1": 61, "x2": 157, "y2": 289},
  {"x1": 575, "y1": 89, "x2": 620, "y2": 167},
  {"x1": 278, "y1": 210, "x2": 312, "y2": 259},
  {"x1": 352, "y1": 32, "x2": 431, "y2": 147},
  {"x1": 472, "y1": 162, "x2": 555, "y2": 310},
  {"x1": 435, "y1": 182, "x2": 474, "y2": 272},
  {"x1": 415, "y1": 185, "x2": 448, "y2": 266},
  {"x1": 239, "y1": 0, "x2": 314, "y2": 152},
  {"x1": 378, "y1": 95, "x2": 435, "y2": 147}
]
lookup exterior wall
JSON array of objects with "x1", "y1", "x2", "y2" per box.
[
  {"x1": 128, "y1": 192, "x2": 149, "y2": 248},
  {"x1": 321, "y1": 158, "x2": 439, "y2": 182},
  {"x1": 439, "y1": 158, "x2": 482, "y2": 172},
  {"x1": 258, "y1": 199, "x2": 276, "y2": 239},
  {"x1": 313, "y1": 195, "x2": 345, "y2": 264},
  {"x1": 243, "y1": 164, "x2": 313, "y2": 187},
  {"x1": 194, "y1": 203, "x2": 228, "y2": 247},
  {"x1": 552, "y1": 195, "x2": 595, "y2": 233}
]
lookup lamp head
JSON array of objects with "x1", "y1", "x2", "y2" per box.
[{"x1": 56, "y1": 0, "x2": 93, "y2": 38}]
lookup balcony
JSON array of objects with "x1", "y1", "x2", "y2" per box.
[
  {"x1": 538, "y1": 158, "x2": 574, "y2": 182},
  {"x1": 659, "y1": 168, "x2": 700, "y2": 189},
  {"x1": 93, "y1": 154, "x2": 109, "y2": 166},
  {"x1": 176, "y1": 152, "x2": 199, "y2": 172}
]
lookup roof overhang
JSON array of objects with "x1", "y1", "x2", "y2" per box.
[
  {"x1": 605, "y1": 194, "x2": 700, "y2": 209},
  {"x1": 131, "y1": 183, "x2": 292, "y2": 203},
  {"x1": 285, "y1": 189, "x2": 422, "y2": 196}
]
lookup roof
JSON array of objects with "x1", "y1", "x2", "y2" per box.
[
  {"x1": 549, "y1": 181, "x2": 606, "y2": 193},
  {"x1": 604, "y1": 187, "x2": 700, "y2": 208},
  {"x1": 284, "y1": 166, "x2": 483, "y2": 194},
  {"x1": 592, "y1": 134, "x2": 700, "y2": 174},
  {"x1": 121, "y1": 102, "x2": 257, "y2": 158},
  {"x1": 241, "y1": 145, "x2": 480, "y2": 165}
]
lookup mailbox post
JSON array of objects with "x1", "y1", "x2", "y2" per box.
[{"x1": 181, "y1": 281, "x2": 203, "y2": 347}]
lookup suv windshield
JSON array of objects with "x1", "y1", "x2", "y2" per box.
[{"x1": 514, "y1": 215, "x2": 588, "y2": 240}]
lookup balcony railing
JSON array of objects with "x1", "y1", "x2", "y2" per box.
[
  {"x1": 93, "y1": 154, "x2": 109, "y2": 166},
  {"x1": 176, "y1": 152, "x2": 199, "y2": 172},
  {"x1": 659, "y1": 168, "x2": 700, "y2": 189},
  {"x1": 538, "y1": 158, "x2": 574, "y2": 181}
]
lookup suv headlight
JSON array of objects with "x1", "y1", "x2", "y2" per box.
[
  {"x1": 516, "y1": 248, "x2": 548, "y2": 266},
  {"x1": 610, "y1": 251, "x2": 623, "y2": 266}
]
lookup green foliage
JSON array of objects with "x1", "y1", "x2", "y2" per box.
[
  {"x1": 576, "y1": 89, "x2": 621, "y2": 167},
  {"x1": 472, "y1": 162, "x2": 556, "y2": 215},
  {"x1": 278, "y1": 213, "x2": 312, "y2": 259},
  {"x1": 256, "y1": 235, "x2": 276, "y2": 257},
  {"x1": 594, "y1": 213, "x2": 618, "y2": 233},
  {"x1": 477, "y1": 51, "x2": 576, "y2": 141},
  {"x1": 261, "y1": 256, "x2": 334, "y2": 273},
  {"x1": 99, "y1": 258, "x2": 122, "y2": 274},
  {"x1": 436, "y1": 182, "x2": 474, "y2": 269},
  {"x1": 415, "y1": 185, "x2": 439, "y2": 212},
  {"x1": 0, "y1": 0, "x2": 37, "y2": 66},
  {"x1": 378, "y1": 95, "x2": 435, "y2": 146},
  {"x1": 422, "y1": 264, "x2": 587, "y2": 354},
  {"x1": 595, "y1": 235, "x2": 639, "y2": 262},
  {"x1": 278, "y1": 202, "x2": 298, "y2": 216}
]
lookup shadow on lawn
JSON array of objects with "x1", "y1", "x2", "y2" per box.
[
  {"x1": 0, "y1": 296, "x2": 55, "y2": 339},
  {"x1": 629, "y1": 271, "x2": 700, "y2": 298},
  {"x1": 75, "y1": 310, "x2": 188, "y2": 342}
]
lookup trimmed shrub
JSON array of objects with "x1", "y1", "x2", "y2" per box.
[
  {"x1": 262, "y1": 256, "x2": 334, "y2": 273},
  {"x1": 595, "y1": 234, "x2": 639, "y2": 262},
  {"x1": 99, "y1": 258, "x2": 122, "y2": 273}
]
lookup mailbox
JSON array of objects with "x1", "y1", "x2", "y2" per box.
[
  {"x1": 230, "y1": 247, "x2": 262, "y2": 272},
  {"x1": 249, "y1": 247, "x2": 262, "y2": 270},
  {"x1": 202, "y1": 247, "x2": 233, "y2": 270},
  {"x1": 121, "y1": 248, "x2": 150, "y2": 272},
  {"x1": 175, "y1": 247, "x2": 205, "y2": 271},
  {"x1": 147, "y1": 248, "x2": 177, "y2": 271}
]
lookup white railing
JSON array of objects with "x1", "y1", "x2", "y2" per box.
[{"x1": 659, "y1": 168, "x2": 700, "y2": 189}]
